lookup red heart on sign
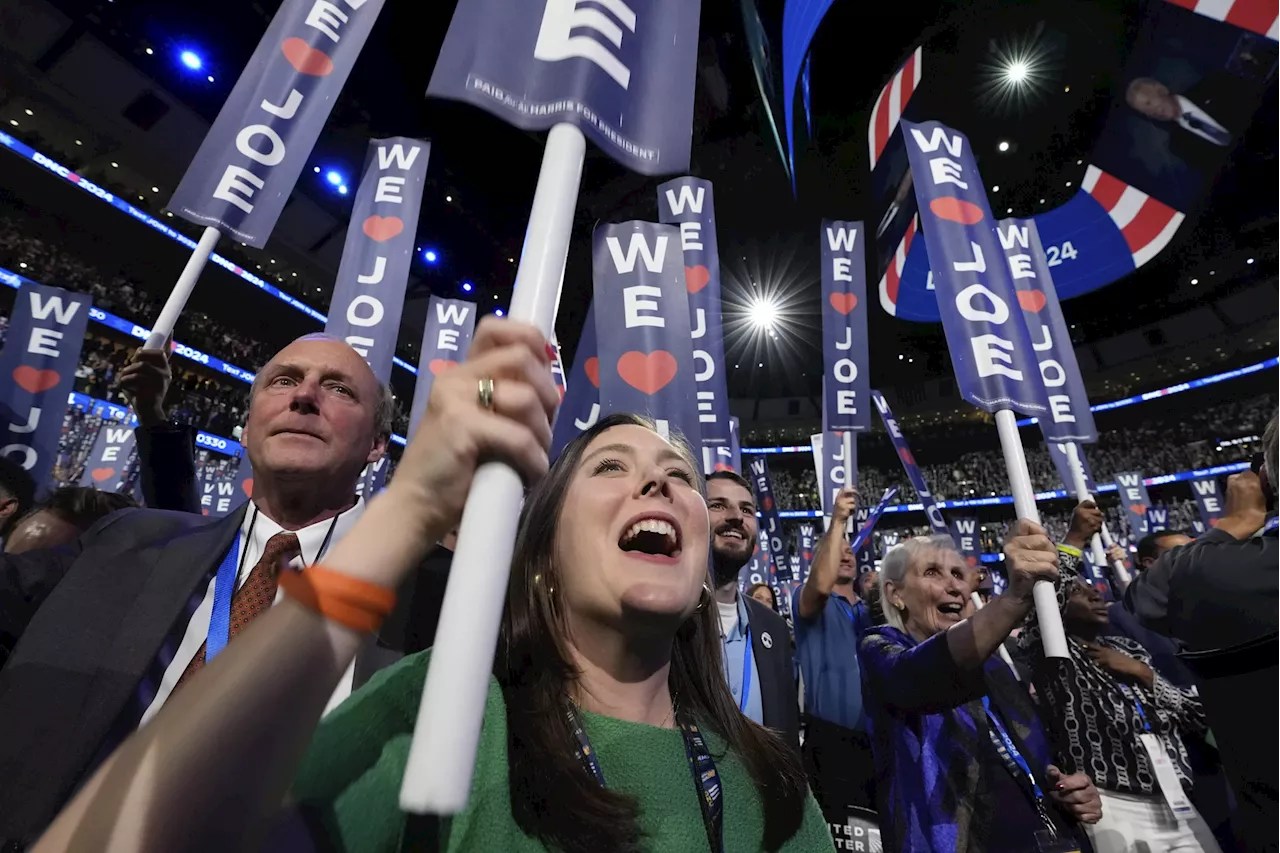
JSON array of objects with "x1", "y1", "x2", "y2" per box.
[
  {"x1": 362, "y1": 215, "x2": 404, "y2": 242},
  {"x1": 428, "y1": 359, "x2": 457, "y2": 376},
  {"x1": 763, "y1": 496, "x2": 773, "y2": 510},
  {"x1": 829, "y1": 293, "x2": 858, "y2": 315},
  {"x1": 91, "y1": 467, "x2": 115, "y2": 483},
  {"x1": 1208, "y1": 517, "x2": 1219, "y2": 528},
  {"x1": 1129, "y1": 503, "x2": 1147, "y2": 516},
  {"x1": 966, "y1": 555, "x2": 978, "y2": 567},
  {"x1": 713, "y1": 463, "x2": 733, "y2": 472},
  {"x1": 802, "y1": 551, "x2": 812, "y2": 561},
  {"x1": 899, "y1": 448, "x2": 915, "y2": 466},
  {"x1": 685, "y1": 265, "x2": 711, "y2": 293},
  {"x1": 1017, "y1": 289, "x2": 1047, "y2": 313},
  {"x1": 281, "y1": 37, "x2": 334, "y2": 76},
  {"x1": 584, "y1": 357, "x2": 600, "y2": 389},
  {"x1": 13, "y1": 366, "x2": 61, "y2": 394},
  {"x1": 242, "y1": 477, "x2": 254, "y2": 498},
  {"x1": 616, "y1": 350, "x2": 678, "y2": 395}
]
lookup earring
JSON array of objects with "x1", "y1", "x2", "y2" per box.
[{"x1": 695, "y1": 581, "x2": 713, "y2": 612}]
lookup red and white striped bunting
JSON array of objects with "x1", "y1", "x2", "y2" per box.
[
  {"x1": 1164, "y1": 0, "x2": 1278, "y2": 40},
  {"x1": 1082, "y1": 165, "x2": 1185, "y2": 268},
  {"x1": 868, "y1": 46, "x2": 923, "y2": 171},
  {"x1": 877, "y1": 214, "x2": 918, "y2": 316}
]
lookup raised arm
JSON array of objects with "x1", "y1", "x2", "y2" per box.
[
  {"x1": 796, "y1": 487, "x2": 856, "y2": 620},
  {"x1": 35, "y1": 318, "x2": 559, "y2": 853},
  {"x1": 1016, "y1": 501, "x2": 1099, "y2": 653},
  {"x1": 118, "y1": 345, "x2": 199, "y2": 513}
]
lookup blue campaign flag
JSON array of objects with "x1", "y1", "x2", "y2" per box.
[
  {"x1": 1190, "y1": 476, "x2": 1224, "y2": 529},
  {"x1": 427, "y1": 0, "x2": 700, "y2": 175},
  {"x1": 747, "y1": 456, "x2": 790, "y2": 581},
  {"x1": 198, "y1": 471, "x2": 240, "y2": 518},
  {"x1": 871, "y1": 391, "x2": 951, "y2": 536},
  {"x1": 1146, "y1": 506, "x2": 1170, "y2": 532},
  {"x1": 551, "y1": 302, "x2": 599, "y2": 459},
  {"x1": 1114, "y1": 471, "x2": 1154, "y2": 538},
  {"x1": 0, "y1": 283, "x2": 91, "y2": 489},
  {"x1": 902, "y1": 120, "x2": 1048, "y2": 417},
  {"x1": 592, "y1": 222, "x2": 701, "y2": 446},
  {"x1": 229, "y1": 454, "x2": 254, "y2": 515},
  {"x1": 820, "y1": 221, "x2": 871, "y2": 432},
  {"x1": 811, "y1": 431, "x2": 855, "y2": 518},
  {"x1": 996, "y1": 218, "x2": 1096, "y2": 443},
  {"x1": 738, "y1": 525, "x2": 773, "y2": 591},
  {"x1": 408, "y1": 297, "x2": 477, "y2": 439},
  {"x1": 657, "y1": 178, "x2": 730, "y2": 443},
  {"x1": 951, "y1": 515, "x2": 981, "y2": 569},
  {"x1": 355, "y1": 454, "x2": 390, "y2": 500},
  {"x1": 851, "y1": 486, "x2": 900, "y2": 555},
  {"x1": 168, "y1": 0, "x2": 386, "y2": 247},
  {"x1": 78, "y1": 423, "x2": 137, "y2": 492},
  {"x1": 325, "y1": 138, "x2": 431, "y2": 383},
  {"x1": 1045, "y1": 438, "x2": 1097, "y2": 494},
  {"x1": 796, "y1": 523, "x2": 816, "y2": 583}
]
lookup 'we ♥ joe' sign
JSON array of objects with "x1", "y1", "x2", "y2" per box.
[{"x1": 592, "y1": 221, "x2": 701, "y2": 447}]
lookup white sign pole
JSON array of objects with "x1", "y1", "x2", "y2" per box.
[
  {"x1": 399, "y1": 123, "x2": 586, "y2": 814},
  {"x1": 994, "y1": 409, "x2": 1068, "y2": 658},
  {"x1": 1065, "y1": 442, "x2": 1133, "y2": 587},
  {"x1": 842, "y1": 430, "x2": 854, "y2": 534},
  {"x1": 970, "y1": 591, "x2": 1020, "y2": 679},
  {"x1": 143, "y1": 225, "x2": 220, "y2": 349}
]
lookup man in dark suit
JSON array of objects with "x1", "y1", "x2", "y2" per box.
[
  {"x1": 705, "y1": 470, "x2": 800, "y2": 748},
  {"x1": 1125, "y1": 74, "x2": 1247, "y2": 176},
  {"x1": 0, "y1": 334, "x2": 448, "y2": 848}
]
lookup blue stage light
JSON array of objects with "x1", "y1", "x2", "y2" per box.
[
  {"x1": 179, "y1": 50, "x2": 203, "y2": 70},
  {"x1": 495, "y1": 308, "x2": 505, "y2": 317},
  {"x1": 461, "y1": 281, "x2": 473, "y2": 292},
  {"x1": 423, "y1": 249, "x2": 438, "y2": 264},
  {"x1": 325, "y1": 170, "x2": 343, "y2": 186},
  {"x1": 338, "y1": 185, "x2": 348, "y2": 195}
]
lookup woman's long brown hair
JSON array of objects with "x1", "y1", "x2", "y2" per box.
[{"x1": 494, "y1": 413, "x2": 808, "y2": 852}]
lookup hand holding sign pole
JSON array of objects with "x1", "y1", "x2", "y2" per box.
[
  {"x1": 403, "y1": 0, "x2": 700, "y2": 813},
  {"x1": 903, "y1": 119, "x2": 1066, "y2": 658}
]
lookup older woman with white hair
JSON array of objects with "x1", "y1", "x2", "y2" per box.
[{"x1": 860, "y1": 525, "x2": 1103, "y2": 853}]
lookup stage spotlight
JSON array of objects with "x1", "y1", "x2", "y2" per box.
[
  {"x1": 1190, "y1": 278, "x2": 1198, "y2": 285},
  {"x1": 495, "y1": 308, "x2": 505, "y2": 317},
  {"x1": 461, "y1": 281, "x2": 473, "y2": 293},
  {"x1": 423, "y1": 248, "x2": 439, "y2": 264},
  {"x1": 1247, "y1": 258, "x2": 1254, "y2": 264},
  {"x1": 747, "y1": 295, "x2": 780, "y2": 332},
  {"x1": 179, "y1": 50, "x2": 203, "y2": 70},
  {"x1": 338, "y1": 185, "x2": 348, "y2": 195},
  {"x1": 998, "y1": 141, "x2": 1010, "y2": 152},
  {"x1": 325, "y1": 170, "x2": 343, "y2": 186},
  {"x1": 1004, "y1": 60, "x2": 1029, "y2": 84}
]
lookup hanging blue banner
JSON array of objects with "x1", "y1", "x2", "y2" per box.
[
  {"x1": 1114, "y1": 470, "x2": 1154, "y2": 538},
  {"x1": 870, "y1": 391, "x2": 950, "y2": 536},
  {"x1": 0, "y1": 283, "x2": 91, "y2": 490},
  {"x1": 1044, "y1": 438, "x2": 1098, "y2": 493},
  {"x1": 592, "y1": 222, "x2": 701, "y2": 445},
  {"x1": 747, "y1": 455, "x2": 791, "y2": 581},
  {"x1": 168, "y1": 0, "x2": 386, "y2": 247},
  {"x1": 850, "y1": 485, "x2": 900, "y2": 555},
  {"x1": 427, "y1": 0, "x2": 700, "y2": 175},
  {"x1": 408, "y1": 297, "x2": 477, "y2": 439},
  {"x1": 198, "y1": 471, "x2": 240, "y2": 519},
  {"x1": 551, "y1": 303, "x2": 599, "y2": 459},
  {"x1": 77, "y1": 423, "x2": 137, "y2": 492},
  {"x1": 1190, "y1": 476, "x2": 1223, "y2": 529},
  {"x1": 657, "y1": 177, "x2": 731, "y2": 443},
  {"x1": 902, "y1": 120, "x2": 1048, "y2": 417},
  {"x1": 738, "y1": 524, "x2": 774, "y2": 591},
  {"x1": 996, "y1": 218, "x2": 1097, "y2": 442},
  {"x1": 325, "y1": 138, "x2": 431, "y2": 382},
  {"x1": 950, "y1": 515, "x2": 981, "y2": 569},
  {"x1": 820, "y1": 220, "x2": 871, "y2": 432}
]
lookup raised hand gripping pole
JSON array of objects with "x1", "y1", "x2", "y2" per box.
[
  {"x1": 1064, "y1": 442, "x2": 1132, "y2": 587},
  {"x1": 969, "y1": 591, "x2": 1019, "y2": 680},
  {"x1": 994, "y1": 409, "x2": 1068, "y2": 659},
  {"x1": 143, "y1": 226, "x2": 221, "y2": 349},
  {"x1": 399, "y1": 123, "x2": 586, "y2": 815}
]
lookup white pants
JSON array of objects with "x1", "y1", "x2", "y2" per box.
[{"x1": 1085, "y1": 789, "x2": 1223, "y2": 853}]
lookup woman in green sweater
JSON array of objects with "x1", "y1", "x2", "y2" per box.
[{"x1": 37, "y1": 319, "x2": 833, "y2": 853}]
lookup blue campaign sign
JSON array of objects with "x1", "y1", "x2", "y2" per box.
[
  {"x1": 820, "y1": 221, "x2": 871, "y2": 432},
  {"x1": 746, "y1": 455, "x2": 790, "y2": 581},
  {"x1": 428, "y1": 0, "x2": 701, "y2": 174}
]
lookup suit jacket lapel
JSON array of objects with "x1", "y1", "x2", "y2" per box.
[{"x1": 745, "y1": 598, "x2": 777, "y2": 726}]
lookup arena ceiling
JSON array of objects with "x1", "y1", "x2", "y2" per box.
[{"x1": 0, "y1": 0, "x2": 1274, "y2": 401}]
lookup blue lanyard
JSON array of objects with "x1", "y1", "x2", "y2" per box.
[
  {"x1": 738, "y1": 626, "x2": 753, "y2": 715},
  {"x1": 569, "y1": 706, "x2": 724, "y2": 853},
  {"x1": 1113, "y1": 679, "x2": 1153, "y2": 733},
  {"x1": 833, "y1": 594, "x2": 859, "y2": 626},
  {"x1": 981, "y1": 695, "x2": 1057, "y2": 836},
  {"x1": 206, "y1": 531, "x2": 246, "y2": 662}
]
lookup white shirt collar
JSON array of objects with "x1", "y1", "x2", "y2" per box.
[{"x1": 242, "y1": 496, "x2": 367, "y2": 567}]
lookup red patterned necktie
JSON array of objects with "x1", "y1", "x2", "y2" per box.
[{"x1": 174, "y1": 531, "x2": 301, "y2": 691}]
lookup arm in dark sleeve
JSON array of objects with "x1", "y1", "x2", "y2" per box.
[
  {"x1": 1122, "y1": 528, "x2": 1239, "y2": 638},
  {"x1": 0, "y1": 546, "x2": 79, "y2": 664},
  {"x1": 134, "y1": 423, "x2": 200, "y2": 513},
  {"x1": 860, "y1": 629, "x2": 989, "y2": 714}
]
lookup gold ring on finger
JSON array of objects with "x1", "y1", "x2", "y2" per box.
[{"x1": 477, "y1": 377, "x2": 495, "y2": 410}]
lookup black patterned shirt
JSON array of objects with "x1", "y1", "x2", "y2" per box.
[{"x1": 1016, "y1": 546, "x2": 1207, "y2": 795}]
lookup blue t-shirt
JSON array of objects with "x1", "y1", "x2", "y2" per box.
[{"x1": 791, "y1": 586, "x2": 866, "y2": 731}]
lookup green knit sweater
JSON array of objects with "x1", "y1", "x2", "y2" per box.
[{"x1": 292, "y1": 650, "x2": 835, "y2": 853}]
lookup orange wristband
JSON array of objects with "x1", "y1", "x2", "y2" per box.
[{"x1": 278, "y1": 564, "x2": 397, "y2": 634}]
